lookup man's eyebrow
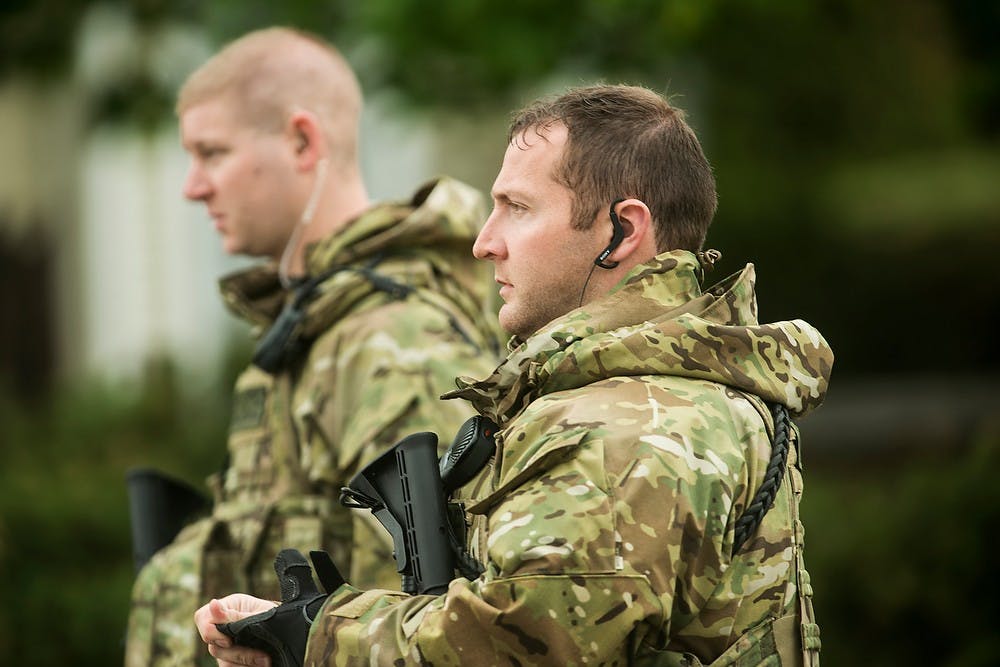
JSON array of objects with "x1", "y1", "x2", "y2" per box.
[
  {"x1": 491, "y1": 189, "x2": 531, "y2": 204},
  {"x1": 185, "y1": 138, "x2": 227, "y2": 153}
]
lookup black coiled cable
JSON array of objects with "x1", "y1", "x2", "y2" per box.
[{"x1": 732, "y1": 403, "x2": 791, "y2": 553}]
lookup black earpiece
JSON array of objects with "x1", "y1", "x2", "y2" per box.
[{"x1": 594, "y1": 198, "x2": 626, "y2": 269}]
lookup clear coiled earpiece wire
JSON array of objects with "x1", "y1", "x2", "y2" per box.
[{"x1": 278, "y1": 156, "x2": 330, "y2": 289}]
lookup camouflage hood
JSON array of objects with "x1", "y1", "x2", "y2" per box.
[
  {"x1": 446, "y1": 250, "x2": 833, "y2": 423},
  {"x1": 219, "y1": 177, "x2": 494, "y2": 343}
]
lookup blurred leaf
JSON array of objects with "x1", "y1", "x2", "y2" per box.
[
  {"x1": 343, "y1": 0, "x2": 718, "y2": 107},
  {"x1": 823, "y1": 148, "x2": 1000, "y2": 233},
  {"x1": 803, "y1": 421, "x2": 1000, "y2": 666},
  {"x1": 0, "y1": 356, "x2": 236, "y2": 665},
  {"x1": 0, "y1": 0, "x2": 94, "y2": 77}
]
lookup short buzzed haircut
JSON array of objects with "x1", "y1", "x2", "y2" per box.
[
  {"x1": 177, "y1": 27, "x2": 362, "y2": 167},
  {"x1": 509, "y1": 84, "x2": 717, "y2": 253}
]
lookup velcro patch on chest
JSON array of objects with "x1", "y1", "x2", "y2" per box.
[{"x1": 230, "y1": 386, "x2": 268, "y2": 432}]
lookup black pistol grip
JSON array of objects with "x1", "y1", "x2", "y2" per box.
[
  {"x1": 215, "y1": 549, "x2": 328, "y2": 667},
  {"x1": 274, "y1": 548, "x2": 321, "y2": 602}
]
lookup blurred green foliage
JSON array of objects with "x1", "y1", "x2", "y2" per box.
[
  {"x1": 0, "y1": 358, "x2": 234, "y2": 665},
  {"x1": 803, "y1": 419, "x2": 1000, "y2": 666},
  {"x1": 0, "y1": 0, "x2": 92, "y2": 77}
]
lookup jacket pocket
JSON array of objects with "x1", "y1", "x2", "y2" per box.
[{"x1": 466, "y1": 429, "x2": 587, "y2": 514}]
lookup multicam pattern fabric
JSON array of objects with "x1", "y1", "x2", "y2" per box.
[
  {"x1": 124, "y1": 178, "x2": 501, "y2": 667},
  {"x1": 304, "y1": 250, "x2": 833, "y2": 666}
]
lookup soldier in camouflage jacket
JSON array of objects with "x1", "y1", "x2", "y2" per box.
[
  {"x1": 196, "y1": 85, "x2": 832, "y2": 666},
  {"x1": 126, "y1": 28, "x2": 499, "y2": 667}
]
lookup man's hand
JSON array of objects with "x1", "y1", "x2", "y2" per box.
[
  {"x1": 194, "y1": 594, "x2": 277, "y2": 667},
  {"x1": 195, "y1": 549, "x2": 339, "y2": 667}
]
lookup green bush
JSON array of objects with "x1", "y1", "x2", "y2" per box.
[
  {"x1": 803, "y1": 419, "x2": 1000, "y2": 666},
  {"x1": 0, "y1": 358, "x2": 232, "y2": 665}
]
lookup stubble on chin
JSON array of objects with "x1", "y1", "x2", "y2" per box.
[
  {"x1": 497, "y1": 304, "x2": 520, "y2": 338},
  {"x1": 499, "y1": 302, "x2": 550, "y2": 341}
]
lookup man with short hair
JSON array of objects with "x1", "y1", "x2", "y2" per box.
[
  {"x1": 195, "y1": 84, "x2": 832, "y2": 666},
  {"x1": 125, "y1": 27, "x2": 499, "y2": 666}
]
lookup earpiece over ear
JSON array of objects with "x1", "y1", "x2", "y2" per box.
[{"x1": 594, "y1": 198, "x2": 626, "y2": 269}]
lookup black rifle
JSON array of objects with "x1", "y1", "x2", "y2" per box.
[
  {"x1": 217, "y1": 416, "x2": 497, "y2": 661},
  {"x1": 125, "y1": 467, "x2": 210, "y2": 572},
  {"x1": 340, "y1": 414, "x2": 497, "y2": 595}
]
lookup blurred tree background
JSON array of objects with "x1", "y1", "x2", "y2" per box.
[{"x1": 1, "y1": 0, "x2": 997, "y2": 664}]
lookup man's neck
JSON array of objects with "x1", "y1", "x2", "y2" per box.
[{"x1": 281, "y1": 177, "x2": 370, "y2": 278}]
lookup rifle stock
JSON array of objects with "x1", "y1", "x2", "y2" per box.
[{"x1": 342, "y1": 432, "x2": 455, "y2": 595}]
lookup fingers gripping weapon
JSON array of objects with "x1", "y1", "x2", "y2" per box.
[
  {"x1": 217, "y1": 549, "x2": 343, "y2": 667},
  {"x1": 340, "y1": 415, "x2": 498, "y2": 595},
  {"x1": 217, "y1": 416, "x2": 497, "y2": 663}
]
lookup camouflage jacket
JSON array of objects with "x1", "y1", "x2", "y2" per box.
[
  {"x1": 304, "y1": 250, "x2": 833, "y2": 666},
  {"x1": 211, "y1": 177, "x2": 500, "y2": 593}
]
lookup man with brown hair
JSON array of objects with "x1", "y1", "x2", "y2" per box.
[
  {"x1": 196, "y1": 83, "x2": 832, "y2": 667},
  {"x1": 124, "y1": 27, "x2": 499, "y2": 666}
]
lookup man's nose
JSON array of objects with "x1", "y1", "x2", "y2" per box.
[
  {"x1": 182, "y1": 165, "x2": 210, "y2": 201},
  {"x1": 473, "y1": 214, "x2": 503, "y2": 260}
]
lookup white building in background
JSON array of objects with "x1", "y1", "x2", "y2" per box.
[
  {"x1": 74, "y1": 96, "x2": 445, "y2": 385},
  {"x1": 77, "y1": 127, "x2": 248, "y2": 382},
  {"x1": 0, "y1": 6, "x2": 507, "y2": 389}
]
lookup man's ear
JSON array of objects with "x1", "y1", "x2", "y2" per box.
[
  {"x1": 603, "y1": 198, "x2": 656, "y2": 267},
  {"x1": 287, "y1": 110, "x2": 324, "y2": 171}
]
